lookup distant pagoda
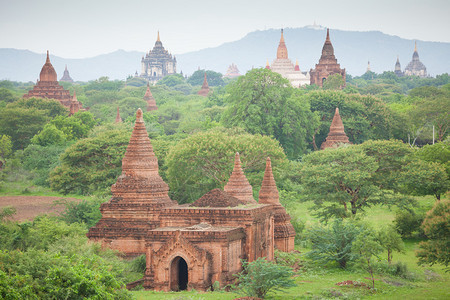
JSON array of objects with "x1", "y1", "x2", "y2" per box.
[
  {"x1": 270, "y1": 29, "x2": 310, "y2": 87},
  {"x1": 60, "y1": 65, "x2": 74, "y2": 82},
  {"x1": 143, "y1": 83, "x2": 157, "y2": 111},
  {"x1": 197, "y1": 73, "x2": 210, "y2": 97},
  {"x1": 310, "y1": 29, "x2": 346, "y2": 87},
  {"x1": 24, "y1": 51, "x2": 82, "y2": 113},
  {"x1": 394, "y1": 56, "x2": 403, "y2": 77},
  {"x1": 140, "y1": 32, "x2": 177, "y2": 84},
  {"x1": 224, "y1": 63, "x2": 241, "y2": 78},
  {"x1": 404, "y1": 42, "x2": 427, "y2": 77},
  {"x1": 320, "y1": 108, "x2": 351, "y2": 150}
]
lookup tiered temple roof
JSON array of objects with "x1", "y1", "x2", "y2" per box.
[
  {"x1": 197, "y1": 73, "x2": 210, "y2": 97},
  {"x1": 60, "y1": 65, "x2": 74, "y2": 82},
  {"x1": 270, "y1": 29, "x2": 309, "y2": 87},
  {"x1": 144, "y1": 83, "x2": 157, "y2": 111},
  {"x1": 404, "y1": 42, "x2": 427, "y2": 77},
  {"x1": 394, "y1": 56, "x2": 403, "y2": 77},
  {"x1": 224, "y1": 153, "x2": 256, "y2": 204},
  {"x1": 320, "y1": 107, "x2": 351, "y2": 150},
  {"x1": 24, "y1": 51, "x2": 81, "y2": 111},
  {"x1": 310, "y1": 29, "x2": 346, "y2": 87}
]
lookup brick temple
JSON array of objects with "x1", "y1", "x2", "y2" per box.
[
  {"x1": 197, "y1": 73, "x2": 210, "y2": 97},
  {"x1": 321, "y1": 107, "x2": 352, "y2": 150},
  {"x1": 310, "y1": 29, "x2": 346, "y2": 87},
  {"x1": 24, "y1": 51, "x2": 82, "y2": 114},
  {"x1": 87, "y1": 108, "x2": 295, "y2": 291},
  {"x1": 143, "y1": 83, "x2": 157, "y2": 111}
]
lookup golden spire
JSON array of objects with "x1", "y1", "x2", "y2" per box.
[
  {"x1": 414, "y1": 41, "x2": 417, "y2": 52},
  {"x1": 157, "y1": 31, "x2": 160, "y2": 42},
  {"x1": 276, "y1": 29, "x2": 288, "y2": 59}
]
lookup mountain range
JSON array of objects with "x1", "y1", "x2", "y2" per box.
[{"x1": 1, "y1": 26, "x2": 449, "y2": 82}]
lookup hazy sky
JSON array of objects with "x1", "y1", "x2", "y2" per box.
[{"x1": 1, "y1": 0, "x2": 449, "y2": 58}]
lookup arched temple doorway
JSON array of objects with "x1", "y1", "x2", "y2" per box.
[{"x1": 170, "y1": 256, "x2": 188, "y2": 291}]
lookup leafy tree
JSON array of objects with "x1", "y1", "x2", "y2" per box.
[
  {"x1": 415, "y1": 141, "x2": 450, "y2": 177},
  {"x1": 50, "y1": 129, "x2": 130, "y2": 195},
  {"x1": 305, "y1": 219, "x2": 364, "y2": 268},
  {"x1": 0, "y1": 135, "x2": 12, "y2": 165},
  {"x1": 234, "y1": 257, "x2": 296, "y2": 299},
  {"x1": 400, "y1": 160, "x2": 448, "y2": 200},
  {"x1": 118, "y1": 97, "x2": 148, "y2": 120},
  {"x1": 157, "y1": 73, "x2": 186, "y2": 87},
  {"x1": 57, "y1": 197, "x2": 104, "y2": 229},
  {"x1": 417, "y1": 200, "x2": 450, "y2": 271},
  {"x1": 300, "y1": 145, "x2": 382, "y2": 220},
  {"x1": 222, "y1": 68, "x2": 318, "y2": 158},
  {"x1": 352, "y1": 226, "x2": 384, "y2": 288},
  {"x1": 31, "y1": 123, "x2": 67, "y2": 146},
  {"x1": 376, "y1": 225, "x2": 405, "y2": 264},
  {"x1": 0, "y1": 88, "x2": 18, "y2": 103},
  {"x1": 7, "y1": 97, "x2": 68, "y2": 118},
  {"x1": 0, "y1": 107, "x2": 49, "y2": 150},
  {"x1": 165, "y1": 127, "x2": 286, "y2": 203},
  {"x1": 394, "y1": 209, "x2": 425, "y2": 238},
  {"x1": 323, "y1": 73, "x2": 345, "y2": 90},
  {"x1": 187, "y1": 69, "x2": 224, "y2": 86}
]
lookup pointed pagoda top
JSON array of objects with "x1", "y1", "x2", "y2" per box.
[
  {"x1": 258, "y1": 157, "x2": 280, "y2": 204},
  {"x1": 39, "y1": 50, "x2": 57, "y2": 82},
  {"x1": 326, "y1": 28, "x2": 330, "y2": 42},
  {"x1": 414, "y1": 41, "x2": 417, "y2": 52},
  {"x1": 224, "y1": 152, "x2": 256, "y2": 204},
  {"x1": 367, "y1": 61, "x2": 371, "y2": 72},
  {"x1": 72, "y1": 89, "x2": 77, "y2": 101},
  {"x1": 111, "y1": 108, "x2": 172, "y2": 205},
  {"x1": 115, "y1": 106, "x2": 122, "y2": 123},
  {"x1": 294, "y1": 59, "x2": 300, "y2": 71},
  {"x1": 65, "y1": 64, "x2": 68, "y2": 71},
  {"x1": 201, "y1": 72, "x2": 209, "y2": 89},
  {"x1": 320, "y1": 107, "x2": 351, "y2": 150},
  {"x1": 144, "y1": 82, "x2": 157, "y2": 111},
  {"x1": 157, "y1": 31, "x2": 160, "y2": 42},
  {"x1": 265, "y1": 59, "x2": 270, "y2": 69},
  {"x1": 276, "y1": 28, "x2": 288, "y2": 59},
  {"x1": 319, "y1": 28, "x2": 337, "y2": 64},
  {"x1": 198, "y1": 72, "x2": 210, "y2": 96}
]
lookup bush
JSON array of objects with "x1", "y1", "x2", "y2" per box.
[
  {"x1": 305, "y1": 219, "x2": 364, "y2": 268},
  {"x1": 57, "y1": 197, "x2": 105, "y2": 228},
  {"x1": 373, "y1": 261, "x2": 419, "y2": 281},
  {"x1": 234, "y1": 257, "x2": 296, "y2": 299},
  {"x1": 394, "y1": 210, "x2": 425, "y2": 238}
]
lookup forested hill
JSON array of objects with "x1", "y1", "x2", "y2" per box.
[{"x1": 1, "y1": 26, "x2": 449, "y2": 82}]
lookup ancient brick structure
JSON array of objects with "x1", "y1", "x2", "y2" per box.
[
  {"x1": 69, "y1": 90, "x2": 81, "y2": 115},
  {"x1": 24, "y1": 51, "x2": 82, "y2": 113},
  {"x1": 143, "y1": 83, "x2": 157, "y2": 111},
  {"x1": 320, "y1": 107, "x2": 351, "y2": 150},
  {"x1": 140, "y1": 32, "x2": 177, "y2": 84},
  {"x1": 60, "y1": 65, "x2": 74, "y2": 82},
  {"x1": 404, "y1": 42, "x2": 427, "y2": 77},
  {"x1": 115, "y1": 107, "x2": 122, "y2": 123},
  {"x1": 88, "y1": 109, "x2": 295, "y2": 291},
  {"x1": 394, "y1": 56, "x2": 404, "y2": 77},
  {"x1": 310, "y1": 29, "x2": 346, "y2": 87},
  {"x1": 197, "y1": 73, "x2": 210, "y2": 97},
  {"x1": 270, "y1": 29, "x2": 310, "y2": 87}
]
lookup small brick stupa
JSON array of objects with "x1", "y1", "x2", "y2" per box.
[
  {"x1": 87, "y1": 109, "x2": 295, "y2": 291},
  {"x1": 320, "y1": 107, "x2": 351, "y2": 150},
  {"x1": 115, "y1": 107, "x2": 122, "y2": 123},
  {"x1": 69, "y1": 90, "x2": 82, "y2": 115},
  {"x1": 144, "y1": 83, "x2": 158, "y2": 111},
  {"x1": 310, "y1": 29, "x2": 346, "y2": 87},
  {"x1": 197, "y1": 72, "x2": 210, "y2": 97},
  {"x1": 24, "y1": 51, "x2": 81, "y2": 111},
  {"x1": 259, "y1": 157, "x2": 296, "y2": 251},
  {"x1": 224, "y1": 153, "x2": 256, "y2": 204}
]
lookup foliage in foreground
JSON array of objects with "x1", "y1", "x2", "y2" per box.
[{"x1": 234, "y1": 257, "x2": 296, "y2": 299}]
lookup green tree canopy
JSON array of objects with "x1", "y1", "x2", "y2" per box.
[
  {"x1": 7, "y1": 97, "x2": 68, "y2": 118},
  {"x1": 323, "y1": 73, "x2": 345, "y2": 90},
  {"x1": 222, "y1": 68, "x2": 319, "y2": 158},
  {"x1": 165, "y1": 127, "x2": 286, "y2": 203},
  {"x1": 157, "y1": 73, "x2": 186, "y2": 87},
  {"x1": 187, "y1": 69, "x2": 224, "y2": 86}
]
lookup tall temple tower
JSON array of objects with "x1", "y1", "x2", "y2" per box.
[
  {"x1": 24, "y1": 51, "x2": 82, "y2": 113},
  {"x1": 269, "y1": 29, "x2": 310, "y2": 87},
  {"x1": 60, "y1": 65, "x2": 74, "y2": 82},
  {"x1": 140, "y1": 32, "x2": 177, "y2": 83},
  {"x1": 310, "y1": 29, "x2": 346, "y2": 87},
  {"x1": 404, "y1": 42, "x2": 427, "y2": 77}
]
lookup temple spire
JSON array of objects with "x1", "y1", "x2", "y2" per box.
[
  {"x1": 414, "y1": 41, "x2": 417, "y2": 52},
  {"x1": 144, "y1": 82, "x2": 157, "y2": 111},
  {"x1": 115, "y1": 106, "x2": 122, "y2": 123},
  {"x1": 224, "y1": 152, "x2": 256, "y2": 204},
  {"x1": 258, "y1": 157, "x2": 279, "y2": 204},
  {"x1": 46, "y1": 50, "x2": 50, "y2": 63},
  {"x1": 157, "y1": 31, "x2": 160, "y2": 42},
  {"x1": 276, "y1": 29, "x2": 288, "y2": 59},
  {"x1": 198, "y1": 72, "x2": 210, "y2": 96},
  {"x1": 326, "y1": 28, "x2": 330, "y2": 42},
  {"x1": 265, "y1": 59, "x2": 270, "y2": 69},
  {"x1": 294, "y1": 59, "x2": 300, "y2": 71},
  {"x1": 320, "y1": 107, "x2": 351, "y2": 150}
]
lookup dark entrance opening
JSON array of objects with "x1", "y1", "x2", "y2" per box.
[{"x1": 170, "y1": 256, "x2": 188, "y2": 291}]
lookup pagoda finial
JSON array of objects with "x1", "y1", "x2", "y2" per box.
[
  {"x1": 294, "y1": 59, "x2": 300, "y2": 71},
  {"x1": 259, "y1": 157, "x2": 279, "y2": 204},
  {"x1": 157, "y1": 31, "x2": 160, "y2": 42},
  {"x1": 414, "y1": 41, "x2": 417, "y2": 52},
  {"x1": 266, "y1": 59, "x2": 270, "y2": 69},
  {"x1": 280, "y1": 28, "x2": 285, "y2": 42},
  {"x1": 65, "y1": 64, "x2": 67, "y2": 71},
  {"x1": 320, "y1": 107, "x2": 351, "y2": 150},
  {"x1": 115, "y1": 106, "x2": 122, "y2": 123},
  {"x1": 326, "y1": 28, "x2": 330, "y2": 41},
  {"x1": 276, "y1": 28, "x2": 288, "y2": 59},
  {"x1": 224, "y1": 152, "x2": 256, "y2": 204},
  {"x1": 46, "y1": 50, "x2": 50, "y2": 63}
]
